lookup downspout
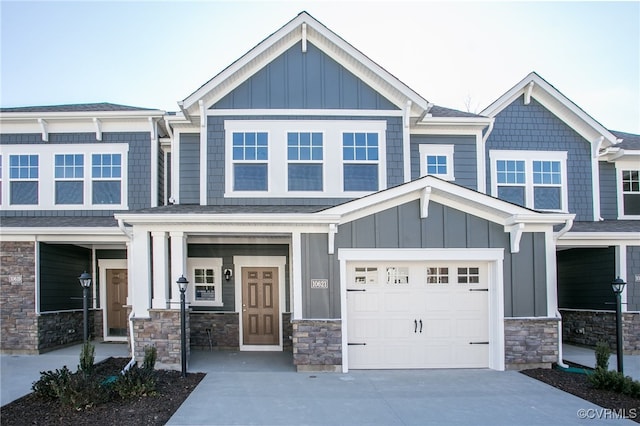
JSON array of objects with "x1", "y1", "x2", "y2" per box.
[
  {"x1": 117, "y1": 218, "x2": 136, "y2": 372},
  {"x1": 554, "y1": 217, "x2": 574, "y2": 368}
]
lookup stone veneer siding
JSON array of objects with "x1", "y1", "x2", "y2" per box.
[
  {"x1": 1, "y1": 241, "x2": 38, "y2": 353},
  {"x1": 504, "y1": 318, "x2": 559, "y2": 370},
  {"x1": 292, "y1": 320, "x2": 341, "y2": 372},
  {"x1": 132, "y1": 309, "x2": 189, "y2": 370},
  {"x1": 190, "y1": 312, "x2": 239, "y2": 350},
  {"x1": 560, "y1": 309, "x2": 640, "y2": 354},
  {"x1": 37, "y1": 310, "x2": 102, "y2": 351}
]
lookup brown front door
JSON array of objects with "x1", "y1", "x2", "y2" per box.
[
  {"x1": 106, "y1": 269, "x2": 128, "y2": 337},
  {"x1": 242, "y1": 267, "x2": 279, "y2": 345}
]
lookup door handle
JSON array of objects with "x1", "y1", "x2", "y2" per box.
[
  {"x1": 419, "y1": 319, "x2": 423, "y2": 333},
  {"x1": 414, "y1": 319, "x2": 417, "y2": 333}
]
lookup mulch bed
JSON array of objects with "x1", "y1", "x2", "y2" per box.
[
  {"x1": 0, "y1": 357, "x2": 205, "y2": 426},
  {"x1": 521, "y1": 365, "x2": 640, "y2": 423}
]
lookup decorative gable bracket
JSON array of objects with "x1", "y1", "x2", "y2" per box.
[
  {"x1": 328, "y1": 223, "x2": 338, "y2": 255},
  {"x1": 505, "y1": 223, "x2": 524, "y2": 254},
  {"x1": 420, "y1": 186, "x2": 432, "y2": 218}
]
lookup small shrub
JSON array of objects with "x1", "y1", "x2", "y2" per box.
[
  {"x1": 588, "y1": 368, "x2": 640, "y2": 399},
  {"x1": 142, "y1": 345, "x2": 157, "y2": 371},
  {"x1": 32, "y1": 366, "x2": 73, "y2": 400},
  {"x1": 53, "y1": 373, "x2": 111, "y2": 410},
  {"x1": 594, "y1": 341, "x2": 610, "y2": 370},
  {"x1": 78, "y1": 342, "x2": 95, "y2": 376},
  {"x1": 114, "y1": 365, "x2": 157, "y2": 399}
]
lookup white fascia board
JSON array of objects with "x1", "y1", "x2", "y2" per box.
[
  {"x1": 114, "y1": 213, "x2": 341, "y2": 226},
  {"x1": 181, "y1": 12, "x2": 428, "y2": 116},
  {"x1": 410, "y1": 124, "x2": 488, "y2": 135},
  {"x1": 604, "y1": 149, "x2": 640, "y2": 161},
  {"x1": 557, "y1": 232, "x2": 640, "y2": 243},
  {"x1": 415, "y1": 117, "x2": 493, "y2": 128},
  {"x1": 0, "y1": 228, "x2": 128, "y2": 243},
  {"x1": 0, "y1": 110, "x2": 165, "y2": 120},
  {"x1": 207, "y1": 109, "x2": 403, "y2": 117},
  {"x1": 1, "y1": 116, "x2": 163, "y2": 134},
  {"x1": 480, "y1": 72, "x2": 617, "y2": 148}
]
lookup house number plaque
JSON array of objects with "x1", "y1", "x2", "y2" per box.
[
  {"x1": 311, "y1": 279, "x2": 328, "y2": 289},
  {"x1": 9, "y1": 275, "x2": 22, "y2": 284}
]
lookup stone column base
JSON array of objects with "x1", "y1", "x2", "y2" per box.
[
  {"x1": 292, "y1": 319, "x2": 341, "y2": 372},
  {"x1": 505, "y1": 317, "x2": 559, "y2": 370}
]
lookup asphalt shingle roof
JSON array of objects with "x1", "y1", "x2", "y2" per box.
[
  {"x1": 611, "y1": 130, "x2": 640, "y2": 150},
  {"x1": 0, "y1": 216, "x2": 119, "y2": 228},
  {"x1": 568, "y1": 220, "x2": 640, "y2": 233},
  {"x1": 429, "y1": 105, "x2": 485, "y2": 118},
  {"x1": 0, "y1": 103, "x2": 159, "y2": 113}
]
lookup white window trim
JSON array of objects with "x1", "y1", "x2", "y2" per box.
[
  {"x1": 186, "y1": 257, "x2": 223, "y2": 307},
  {"x1": 489, "y1": 150, "x2": 568, "y2": 212},
  {"x1": 224, "y1": 120, "x2": 387, "y2": 198},
  {"x1": 418, "y1": 144, "x2": 455, "y2": 180},
  {"x1": 0, "y1": 144, "x2": 129, "y2": 210},
  {"x1": 616, "y1": 160, "x2": 640, "y2": 219},
  {"x1": 7, "y1": 153, "x2": 39, "y2": 206}
]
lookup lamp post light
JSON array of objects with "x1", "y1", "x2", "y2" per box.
[
  {"x1": 611, "y1": 277, "x2": 626, "y2": 374},
  {"x1": 177, "y1": 275, "x2": 189, "y2": 378},
  {"x1": 78, "y1": 271, "x2": 92, "y2": 343}
]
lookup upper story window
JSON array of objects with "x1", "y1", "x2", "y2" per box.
[
  {"x1": 621, "y1": 169, "x2": 640, "y2": 217},
  {"x1": 9, "y1": 154, "x2": 39, "y2": 205},
  {"x1": 0, "y1": 144, "x2": 128, "y2": 210},
  {"x1": 232, "y1": 132, "x2": 268, "y2": 191},
  {"x1": 342, "y1": 132, "x2": 379, "y2": 191},
  {"x1": 225, "y1": 120, "x2": 386, "y2": 198},
  {"x1": 419, "y1": 144, "x2": 454, "y2": 180},
  {"x1": 490, "y1": 150, "x2": 567, "y2": 211},
  {"x1": 92, "y1": 154, "x2": 122, "y2": 204},
  {"x1": 55, "y1": 154, "x2": 84, "y2": 205}
]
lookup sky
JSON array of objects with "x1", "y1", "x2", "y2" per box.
[{"x1": 1, "y1": 1, "x2": 639, "y2": 133}]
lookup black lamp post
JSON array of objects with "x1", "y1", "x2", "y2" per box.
[
  {"x1": 177, "y1": 275, "x2": 189, "y2": 378},
  {"x1": 611, "y1": 277, "x2": 626, "y2": 374},
  {"x1": 78, "y1": 271, "x2": 92, "y2": 343}
]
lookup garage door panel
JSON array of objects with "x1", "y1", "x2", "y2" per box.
[{"x1": 348, "y1": 260, "x2": 490, "y2": 370}]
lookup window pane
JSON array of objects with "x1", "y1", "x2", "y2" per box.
[
  {"x1": 623, "y1": 194, "x2": 640, "y2": 215},
  {"x1": 533, "y1": 161, "x2": 561, "y2": 185},
  {"x1": 93, "y1": 181, "x2": 121, "y2": 204},
  {"x1": 55, "y1": 181, "x2": 83, "y2": 204},
  {"x1": 497, "y1": 160, "x2": 525, "y2": 184},
  {"x1": 234, "y1": 164, "x2": 268, "y2": 191},
  {"x1": 10, "y1": 181, "x2": 38, "y2": 204},
  {"x1": 497, "y1": 186, "x2": 525, "y2": 206},
  {"x1": 344, "y1": 164, "x2": 378, "y2": 191},
  {"x1": 288, "y1": 164, "x2": 322, "y2": 191},
  {"x1": 534, "y1": 187, "x2": 561, "y2": 210}
]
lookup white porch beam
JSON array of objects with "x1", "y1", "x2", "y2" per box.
[
  {"x1": 170, "y1": 231, "x2": 187, "y2": 307},
  {"x1": 151, "y1": 231, "x2": 169, "y2": 309},
  {"x1": 130, "y1": 228, "x2": 152, "y2": 318}
]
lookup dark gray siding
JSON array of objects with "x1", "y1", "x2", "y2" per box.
[
  {"x1": 410, "y1": 135, "x2": 478, "y2": 190},
  {"x1": 301, "y1": 234, "x2": 337, "y2": 318},
  {"x1": 179, "y1": 134, "x2": 200, "y2": 204},
  {"x1": 39, "y1": 242, "x2": 91, "y2": 312},
  {"x1": 187, "y1": 244, "x2": 289, "y2": 312},
  {"x1": 486, "y1": 96, "x2": 593, "y2": 220},
  {"x1": 0, "y1": 132, "x2": 152, "y2": 216},
  {"x1": 301, "y1": 199, "x2": 548, "y2": 319},
  {"x1": 213, "y1": 42, "x2": 398, "y2": 110},
  {"x1": 599, "y1": 161, "x2": 618, "y2": 219},
  {"x1": 204, "y1": 116, "x2": 403, "y2": 206},
  {"x1": 628, "y1": 246, "x2": 640, "y2": 311},
  {"x1": 557, "y1": 247, "x2": 616, "y2": 310},
  {"x1": 158, "y1": 146, "x2": 165, "y2": 206}
]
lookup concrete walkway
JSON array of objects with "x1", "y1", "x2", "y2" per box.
[
  {"x1": 563, "y1": 344, "x2": 640, "y2": 380},
  {"x1": 2, "y1": 343, "x2": 638, "y2": 425}
]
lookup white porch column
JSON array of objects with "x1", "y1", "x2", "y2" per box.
[
  {"x1": 151, "y1": 231, "x2": 169, "y2": 309},
  {"x1": 130, "y1": 228, "x2": 152, "y2": 318},
  {"x1": 170, "y1": 231, "x2": 187, "y2": 307}
]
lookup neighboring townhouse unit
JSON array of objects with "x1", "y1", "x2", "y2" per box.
[{"x1": 1, "y1": 12, "x2": 638, "y2": 371}]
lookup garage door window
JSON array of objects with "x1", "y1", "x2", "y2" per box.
[
  {"x1": 386, "y1": 267, "x2": 409, "y2": 285},
  {"x1": 354, "y1": 267, "x2": 378, "y2": 285},
  {"x1": 427, "y1": 267, "x2": 449, "y2": 284},
  {"x1": 458, "y1": 267, "x2": 480, "y2": 284}
]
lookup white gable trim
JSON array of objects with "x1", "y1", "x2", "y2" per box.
[{"x1": 180, "y1": 12, "x2": 428, "y2": 118}]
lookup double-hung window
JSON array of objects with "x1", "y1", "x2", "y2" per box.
[
  {"x1": 9, "y1": 154, "x2": 38, "y2": 205},
  {"x1": 419, "y1": 145, "x2": 455, "y2": 180},
  {"x1": 92, "y1": 153, "x2": 122, "y2": 204},
  {"x1": 232, "y1": 132, "x2": 268, "y2": 191},
  {"x1": 621, "y1": 169, "x2": 640, "y2": 216},
  {"x1": 287, "y1": 132, "x2": 323, "y2": 191},
  {"x1": 342, "y1": 132, "x2": 379, "y2": 191},
  {"x1": 187, "y1": 258, "x2": 223, "y2": 307},
  {"x1": 490, "y1": 151, "x2": 567, "y2": 211},
  {"x1": 55, "y1": 154, "x2": 84, "y2": 205}
]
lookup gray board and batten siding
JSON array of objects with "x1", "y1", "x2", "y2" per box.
[
  {"x1": 0, "y1": 132, "x2": 153, "y2": 216},
  {"x1": 39, "y1": 242, "x2": 91, "y2": 312},
  {"x1": 299, "y1": 199, "x2": 548, "y2": 320},
  {"x1": 557, "y1": 247, "x2": 616, "y2": 310},
  {"x1": 598, "y1": 162, "x2": 618, "y2": 220},
  {"x1": 485, "y1": 95, "x2": 594, "y2": 221},
  {"x1": 212, "y1": 41, "x2": 398, "y2": 111},
  {"x1": 627, "y1": 246, "x2": 640, "y2": 311},
  {"x1": 187, "y1": 244, "x2": 290, "y2": 312},
  {"x1": 410, "y1": 134, "x2": 478, "y2": 190}
]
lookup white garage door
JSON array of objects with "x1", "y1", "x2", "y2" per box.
[{"x1": 347, "y1": 261, "x2": 489, "y2": 369}]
